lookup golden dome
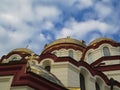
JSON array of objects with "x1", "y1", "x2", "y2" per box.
[
  {"x1": 10, "y1": 48, "x2": 34, "y2": 54},
  {"x1": 89, "y1": 37, "x2": 115, "y2": 46},
  {"x1": 44, "y1": 37, "x2": 86, "y2": 49}
]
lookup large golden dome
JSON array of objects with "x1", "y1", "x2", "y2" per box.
[
  {"x1": 44, "y1": 37, "x2": 86, "y2": 49},
  {"x1": 89, "y1": 37, "x2": 116, "y2": 46},
  {"x1": 10, "y1": 48, "x2": 34, "y2": 54}
]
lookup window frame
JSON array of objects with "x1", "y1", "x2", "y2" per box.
[
  {"x1": 103, "y1": 47, "x2": 110, "y2": 56},
  {"x1": 69, "y1": 50, "x2": 73, "y2": 58},
  {"x1": 80, "y1": 73, "x2": 86, "y2": 90},
  {"x1": 95, "y1": 82, "x2": 100, "y2": 90}
]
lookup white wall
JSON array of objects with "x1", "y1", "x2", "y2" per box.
[
  {"x1": 67, "y1": 64, "x2": 80, "y2": 87},
  {"x1": 103, "y1": 70, "x2": 120, "y2": 81},
  {"x1": 11, "y1": 86, "x2": 34, "y2": 90},
  {"x1": 51, "y1": 63, "x2": 68, "y2": 86},
  {"x1": 51, "y1": 62, "x2": 80, "y2": 87},
  {"x1": 0, "y1": 76, "x2": 13, "y2": 90}
]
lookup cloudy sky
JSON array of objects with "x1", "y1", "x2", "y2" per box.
[{"x1": 0, "y1": 0, "x2": 120, "y2": 57}]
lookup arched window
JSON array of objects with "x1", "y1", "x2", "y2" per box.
[
  {"x1": 88, "y1": 52, "x2": 92, "y2": 63},
  {"x1": 10, "y1": 57, "x2": 18, "y2": 62},
  {"x1": 69, "y1": 50, "x2": 73, "y2": 58},
  {"x1": 52, "y1": 51, "x2": 57, "y2": 55},
  {"x1": 45, "y1": 66, "x2": 51, "y2": 72},
  {"x1": 95, "y1": 82, "x2": 100, "y2": 90},
  {"x1": 43, "y1": 60, "x2": 51, "y2": 72},
  {"x1": 80, "y1": 73, "x2": 86, "y2": 90},
  {"x1": 103, "y1": 47, "x2": 110, "y2": 56}
]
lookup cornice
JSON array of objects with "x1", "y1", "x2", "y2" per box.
[
  {"x1": 91, "y1": 56, "x2": 120, "y2": 67},
  {"x1": 42, "y1": 43, "x2": 85, "y2": 54},
  {"x1": 0, "y1": 63, "x2": 67, "y2": 90}
]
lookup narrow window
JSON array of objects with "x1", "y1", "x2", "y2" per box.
[
  {"x1": 69, "y1": 50, "x2": 73, "y2": 58},
  {"x1": 88, "y1": 52, "x2": 92, "y2": 63},
  {"x1": 45, "y1": 66, "x2": 51, "y2": 72},
  {"x1": 95, "y1": 82, "x2": 100, "y2": 90},
  {"x1": 80, "y1": 73, "x2": 86, "y2": 90},
  {"x1": 43, "y1": 60, "x2": 51, "y2": 72},
  {"x1": 103, "y1": 47, "x2": 110, "y2": 56}
]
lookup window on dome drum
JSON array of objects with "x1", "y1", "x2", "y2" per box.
[
  {"x1": 45, "y1": 66, "x2": 51, "y2": 72},
  {"x1": 9, "y1": 57, "x2": 20, "y2": 62},
  {"x1": 69, "y1": 50, "x2": 73, "y2": 58},
  {"x1": 95, "y1": 82, "x2": 100, "y2": 90},
  {"x1": 103, "y1": 47, "x2": 110, "y2": 56},
  {"x1": 80, "y1": 73, "x2": 86, "y2": 90},
  {"x1": 88, "y1": 52, "x2": 92, "y2": 63},
  {"x1": 43, "y1": 60, "x2": 51, "y2": 72},
  {"x1": 11, "y1": 57, "x2": 18, "y2": 61},
  {"x1": 53, "y1": 51, "x2": 57, "y2": 55}
]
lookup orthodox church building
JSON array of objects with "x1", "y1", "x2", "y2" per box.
[{"x1": 0, "y1": 37, "x2": 120, "y2": 90}]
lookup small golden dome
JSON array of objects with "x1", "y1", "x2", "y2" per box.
[
  {"x1": 44, "y1": 37, "x2": 86, "y2": 49},
  {"x1": 89, "y1": 37, "x2": 115, "y2": 46},
  {"x1": 10, "y1": 48, "x2": 34, "y2": 54}
]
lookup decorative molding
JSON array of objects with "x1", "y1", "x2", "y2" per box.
[
  {"x1": 0, "y1": 77, "x2": 11, "y2": 82},
  {"x1": 42, "y1": 43, "x2": 85, "y2": 54},
  {"x1": 0, "y1": 63, "x2": 67, "y2": 90}
]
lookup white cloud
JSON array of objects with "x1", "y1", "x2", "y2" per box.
[
  {"x1": 89, "y1": 33, "x2": 102, "y2": 43},
  {"x1": 34, "y1": 5, "x2": 61, "y2": 21},
  {"x1": 0, "y1": 0, "x2": 61, "y2": 57},
  {"x1": 75, "y1": 0, "x2": 93, "y2": 9},
  {"x1": 95, "y1": 2, "x2": 112, "y2": 18},
  {"x1": 41, "y1": 21, "x2": 54, "y2": 30},
  {"x1": 56, "y1": 19, "x2": 112, "y2": 39},
  {"x1": 32, "y1": 0, "x2": 94, "y2": 12},
  {"x1": 0, "y1": 0, "x2": 119, "y2": 58},
  {"x1": 0, "y1": 26, "x2": 9, "y2": 44},
  {"x1": 0, "y1": 0, "x2": 33, "y2": 22},
  {"x1": 0, "y1": 13, "x2": 20, "y2": 24}
]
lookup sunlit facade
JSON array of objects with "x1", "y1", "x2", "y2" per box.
[{"x1": 0, "y1": 37, "x2": 120, "y2": 90}]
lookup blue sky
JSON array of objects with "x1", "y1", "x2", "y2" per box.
[{"x1": 0, "y1": 0, "x2": 120, "y2": 56}]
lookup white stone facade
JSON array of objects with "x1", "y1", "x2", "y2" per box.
[{"x1": 0, "y1": 37, "x2": 120, "y2": 90}]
